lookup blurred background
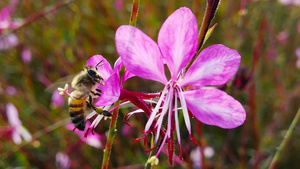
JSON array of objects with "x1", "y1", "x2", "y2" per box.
[{"x1": 0, "y1": 0, "x2": 300, "y2": 168}]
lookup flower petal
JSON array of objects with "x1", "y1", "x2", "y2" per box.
[
  {"x1": 181, "y1": 44, "x2": 241, "y2": 87},
  {"x1": 86, "y1": 55, "x2": 114, "y2": 80},
  {"x1": 184, "y1": 88, "x2": 246, "y2": 129},
  {"x1": 114, "y1": 57, "x2": 135, "y2": 86},
  {"x1": 115, "y1": 25, "x2": 167, "y2": 84},
  {"x1": 158, "y1": 7, "x2": 198, "y2": 79},
  {"x1": 6, "y1": 103, "x2": 21, "y2": 127},
  {"x1": 95, "y1": 73, "x2": 120, "y2": 106}
]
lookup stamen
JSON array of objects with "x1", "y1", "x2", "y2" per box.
[
  {"x1": 174, "y1": 92, "x2": 181, "y2": 146},
  {"x1": 144, "y1": 85, "x2": 169, "y2": 134},
  {"x1": 155, "y1": 87, "x2": 172, "y2": 143},
  {"x1": 109, "y1": 101, "x2": 131, "y2": 113},
  {"x1": 86, "y1": 111, "x2": 97, "y2": 120},
  {"x1": 177, "y1": 86, "x2": 192, "y2": 135}
]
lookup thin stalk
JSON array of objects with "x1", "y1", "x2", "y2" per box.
[
  {"x1": 185, "y1": 0, "x2": 220, "y2": 71},
  {"x1": 101, "y1": 1, "x2": 141, "y2": 168},
  {"x1": 0, "y1": 0, "x2": 75, "y2": 39},
  {"x1": 101, "y1": 100, "x2": 121, "y2": 169},
  {"x1": 129, "y1": 0, "x2": 140, "y2": 27},
  {"x1": 268, "y1": 108, "x2": 300, "y2": 169}
]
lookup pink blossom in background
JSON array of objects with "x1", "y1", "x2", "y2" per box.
[
  {"x1": 277, "y1": 31, "x2": 288, "y2": 44},
  {"x1": 0, "y1": 4, "x2": 21, "y2": 50},
  {"x1": 116, "y1": 7, "x2": 246, "y2": 160},
  {"x1": 0, "y1": 7, "x2": 19, "y2": 31},
  {"x1": 21, "y1": 48, "x2": 32, "y2": 63},
  {"x1": 55, "y1": 152, "x2": 71, "y2": 169},
  {"x1": 114, "y1": 0, "x2": 124, "y2": 10},
  {"x1": 278, "y1": 0, "x2": 300, "y2": 6},
  {"x1": 190, "y1": 147, "x2": 215, "y2": 168},
  {"x1": 0, "y1": 33, "x2": 18, "y2": 50},
  {"x1": 296, "y1": 47, "x2": 300, "y2": 68},
  {"x1": 6, "y1": 86, "x2": 17, "y2": 96},
  {"x1": 51, "y1": 90, "x2": 65, "y2": 108},
  {"x1": 6, "y1": 103, "x2": 32, "y2": 144},
  {"x1": 66, "y1": 122, "x2": 103, "y2": 149}
]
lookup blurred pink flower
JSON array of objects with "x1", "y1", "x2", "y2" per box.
[
  {"x1": 278, "y1": 0, "x2": 300, "y2": 6},
  {"x1": 6, "y1": 103, "x2": 32, "y2": 144},
  {"x1": 6, "y1": 86, "x2": 16, "y2": 96},
  {"x1": 114, "y1": 0, "x2": 124, "y2": 10},
  {"x1": 0, "y1": 7, "x2": 19, "y2": 31},
  {"x1": 66, "y1": 122, "x2": 103, "y2": 149},
  {"x1": 116, "y1": 7, "x2": 245, "y2": 160},
  {"x1": 21, "y1": 48, "x2": 32, "y2": 63},
  {"x1": 0, "y1": 33, "x2": 18, "y2": 50},
  {"x1": 190, "y1": 146, "x2": 215, "y2": 168},
  {"x1": 55, "y1": 152, "x2": 71, "y2": 169},
  {"x1": 277, "y1": 31, "x2": 288, "y2": 44},
  {"x1": 51, "y1": 90, "x2": 65, "y2": 108},
  {"x1": 296, "y1": 47, "x2": 300, "y2": 68}
]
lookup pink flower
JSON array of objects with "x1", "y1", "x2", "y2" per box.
[
  {"x1": 0, "y1": 33, "x2": 18, "y2": 50},
  {"x1": 21, "y1": 48, "x2": 32, "y2": 63},
  {"x1": 0, "y1": 7, "x2": 19, "y2": 31},
  {"x1": 86, "y1": 55, "x2": 133, "y2": 107},
  {"x1": 116, "y1": 7, "x2": 246, "y2": 160},
  {"x1": 296, "y1": 47, "x2": 300, "y2": 68},
  {"x1": 6, "y1": 103, "x2": 32, "y2": 144},
  {"x1": 55, "y1": 152, "x2": 71, "y2": 169},
  {"x1": 51, "y1": 90, "x2": 65, "y2": 108},
  {"x1": 84, "y1": 55, "x2": 134, "y2": 131},
  {"x1": 66, "y1": 122, "x2": 103, "y2": 149},
  {"x1": 278, "y1": 0, "x2": 300, "y2": 6}
]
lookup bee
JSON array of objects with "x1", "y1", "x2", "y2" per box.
[{"x1": 68, "y1": 61, "x2": 111, "y2": 131}]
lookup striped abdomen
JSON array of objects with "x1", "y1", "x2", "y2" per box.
[{"x1": 68, "y1": 96, "x2": 87, "y2": 131}]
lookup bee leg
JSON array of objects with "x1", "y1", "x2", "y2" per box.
[
  {"x1": 87, "y1": 95, "x2": 97, "y2": 111},
  {"x1": 91, "y1": 90, "x2": 101, "y2": 97},
  {"x1": 87, "y1": 95, "x2": 111, "y2": 117}
]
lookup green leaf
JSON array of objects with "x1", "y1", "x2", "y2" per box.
[{"x1": 203, "y1": 23, "x2": 217, "y2": 45}]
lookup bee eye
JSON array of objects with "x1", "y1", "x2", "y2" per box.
[{"x1": 88, "y1": 69, "x2": 97, "y2": 78}]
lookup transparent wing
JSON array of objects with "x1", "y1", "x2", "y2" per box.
[{"x1": 45, "y1": 75, "x2": 74, "y2": 92}]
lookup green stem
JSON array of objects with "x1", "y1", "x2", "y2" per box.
[
  {"x1": 129, "y1": 0, "x2": 140, "y2": 27},
  {"x1": 0, "y1": 0, "x2": 76, "y2": 39},
  {"x1": 268, "y1": 108, "x2": 300, "y2": 169},
  {"x1": 101, "y1": 100, "x2": 121, "y2": 169},
  {"x1": 185, "y1": 0, "x2": 220, "y2": 71},
  {"x1": 101, "y1": 1, "x2": 140, "y2": 168}
]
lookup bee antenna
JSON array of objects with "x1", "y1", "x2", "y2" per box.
[{"x1": 96, "y1": 60, "x2": 105, "y2": 70}]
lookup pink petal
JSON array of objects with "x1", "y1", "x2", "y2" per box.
[
  {"x1": 95, "y1": 73, "x2": 120, "y2": 106},
  {"x1": 114, "y1": 57, "x2": 135, "y2": 85},
  {"x1": 6, "y1": 103, "x2": 21, "y2": 127},
  {"x1": 115, "y1": 25, "x2": 167, "y2": 84},
  {"x1": 0, "y1": 7, "x2": 10, "y2": 23},
  {"x1": 86, "y1": 55, "x2": 114, "y2": 80},
  {"x1": 12, "y1": 130, "x2": 22, "y2": 144},
  {"x1": 183, "y1": 88, "x2": 246, "y2": 129},
  {"x1": 158, "y1": 7, "x2": 198, "y2": 79},
  {"x1": 181, "y1": 44, "x2": 241, "y2": 87}
]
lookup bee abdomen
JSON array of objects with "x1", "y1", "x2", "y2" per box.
[{"x1": 68, "y1": 97, "x2": 86, "y2": 131}]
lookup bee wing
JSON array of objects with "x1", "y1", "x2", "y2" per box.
[{"x1": 45, "y1": 75, "x2": 74, "y2": 92}]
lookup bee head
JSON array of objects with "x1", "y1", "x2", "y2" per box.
[{"x1": 86, "y1": 66, "x2": 104, "y2": 84}]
